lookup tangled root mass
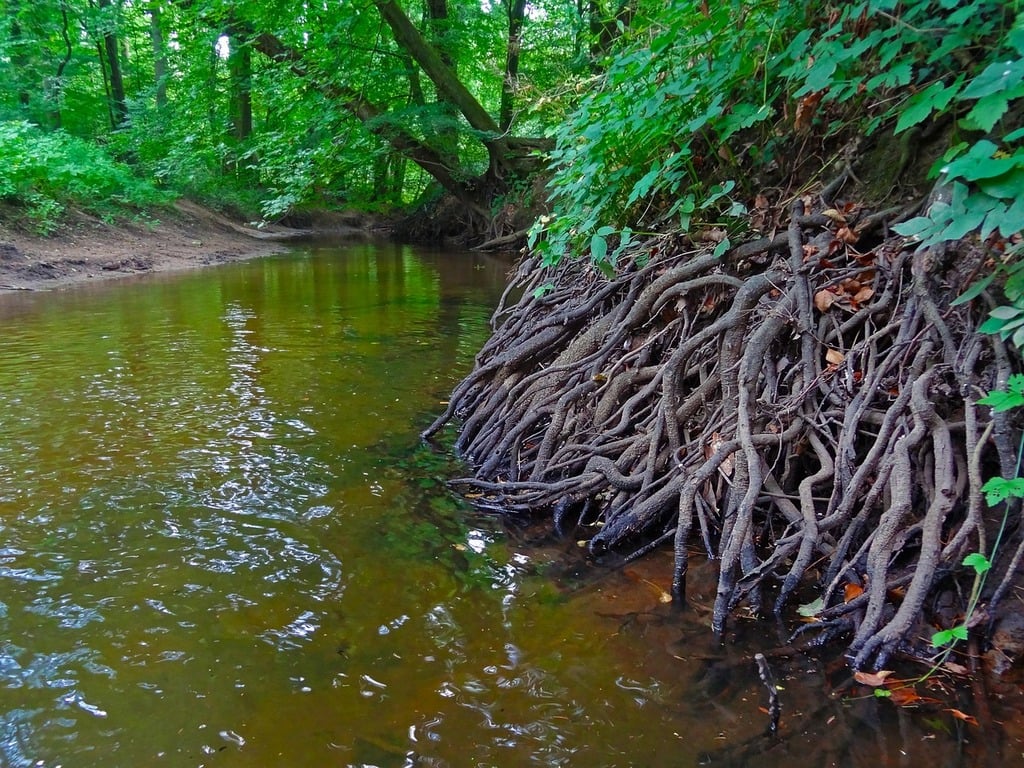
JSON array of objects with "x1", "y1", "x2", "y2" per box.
[{"x1": 424, "y1": 198, "x2": 1022, "y2": 670}]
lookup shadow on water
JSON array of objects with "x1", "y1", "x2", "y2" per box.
[{"x1": 0, "y1": 243, "x2": 1019, "y2": 767}]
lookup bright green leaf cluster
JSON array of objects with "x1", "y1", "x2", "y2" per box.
[{"x1": 0, "y1": 120, "x2": 168, "y2": 233}]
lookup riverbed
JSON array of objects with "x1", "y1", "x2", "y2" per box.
[{"x1": 0, "y1": 243, "x2": 1009, "y2": 766}]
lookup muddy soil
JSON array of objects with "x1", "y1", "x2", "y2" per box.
[{"x1": 0, "y1": 201, "x2": 365, "y2": 293}]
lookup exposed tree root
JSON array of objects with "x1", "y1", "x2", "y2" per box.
[{"x1": 424, "y1": 197, "x2": 1022, "y2": 670}]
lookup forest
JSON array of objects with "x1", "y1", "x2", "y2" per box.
[{"x1": 3, "y1": 0, "x2": 1024, "y2": 678}]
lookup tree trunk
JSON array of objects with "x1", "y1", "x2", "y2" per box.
[
  {"x1": 149, "y1": 1, "x2": 168, "y2": 109},
  {"x1": 8, "y1": 1, "x2": 32, "y2": 109},
  {"x1": 227, "y1": 26, "x2": 253, "y2": 141},
  {"x1": 98, "y1": 0, "x2": 128, "y2": 127},
  {"x1": 423, "y1": 0, "x2": 459, "y2": 160},
  {"x1": 500, "y1": 0, "x2": 527, "y2": 132},
  {"x1": 373, "y1": 0, "x2": 510, "y2": 173}
]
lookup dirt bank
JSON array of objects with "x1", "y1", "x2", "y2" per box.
[{"x1": 0, "y1": 201, "x2": 335, "y2": 293}]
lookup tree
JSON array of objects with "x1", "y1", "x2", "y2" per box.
[{"x1": 97, "y1": 0, "x2": 128, "y2": 128}]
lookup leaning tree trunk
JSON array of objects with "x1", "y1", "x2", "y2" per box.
[{"x1": 425, "y1": 191, "x2": 1022, "y2": 671}]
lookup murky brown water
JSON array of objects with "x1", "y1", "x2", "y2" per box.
[{"x1": 0, "y1": 244, "x2": 1011, "y2": 767}]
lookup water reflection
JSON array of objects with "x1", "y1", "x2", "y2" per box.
[{"x1": 0, "y1": 244, "x2": 1005, "y2": 767}]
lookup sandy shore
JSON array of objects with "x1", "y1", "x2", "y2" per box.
[{"x1": 0, "y1": 201, "x2": 327, "y2": 293}]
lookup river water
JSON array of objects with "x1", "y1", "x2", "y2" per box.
[{"x1": 0, "y1": 244, "x2": 1001, "y2": 767}]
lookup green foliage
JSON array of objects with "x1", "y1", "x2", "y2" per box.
[
  {"x1": 0, "y1": 120, "x2": 167, "y2": 233},
  {"x1": 531, "y1": 0, "x2": 787, "y2": 267},
  {"x1": 533, "y1": 0, "x2": 1023, "y2": 272}
]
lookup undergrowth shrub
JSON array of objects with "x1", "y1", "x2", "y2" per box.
[{"x1": 0, "y1": 120, "x2": 169, "y2": 234}]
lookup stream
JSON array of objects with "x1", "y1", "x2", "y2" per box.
[{"x1": 0, "y1": 243, "x2": 1005, "y2": 766}]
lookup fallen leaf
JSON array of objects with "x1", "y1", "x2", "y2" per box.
[
  {"x1": 836, "y1": 225, "x2": 859, "y2": 244},
  {"x1": 888, "y1": 687, "x2": 926, "y2": 706},
  {"x1": 826, "y1": 348, "x2": 845, "y2": 366},
  {"x1": 942, "y1": 661, "x2": 969, "y2": 675},
  {"x1": 707, "y1": 432, "x2": 734, "y2": 476},
  {"x1": 798, "y1": 596, "x2": 825, "y2": 617},
  {"x1": 815, "y1": 289, "x2": 837, "y2": 312},
  {"x1": 795, "y1": 90, "x2": 824, "y2": 132},
  {"x1": 844, "y1": 582, "x2": 864, "y2": 601},
  {"x1": 822, "y1": 208, "x2": 846, "y2": 224},
  {"x1": 945, "y1": 708, "x2": 978, "y2": 726},
  {"x1": 854, "y1": 669, "x2": 894, "y2": 687},
  {"x1": 852, "y1": 286, "x2": 875, "y2": 304}
]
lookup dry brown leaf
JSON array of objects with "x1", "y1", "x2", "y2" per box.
[
  {"x1": 887, "y1": 687, "x2": 924, "y2": 706},
  {"x1": 794, "y1": 90, "x2": 824, "y2": 132},
  {"x1": 844, "y1": 582, "x2": 864, "y2": 602},
  {"x1": 854, "y1": 669, "x2": 894, "y2": 687},
  {"x1": 708, "y1": 432, "x2": 734, "y2": 476},
  {"x1": 826, "y1": 348, "x2": 845, "y2": 366},
  {"x1": 942, "y1": 661, "x2": 969, "y2": 675},
  {"x1": 852, "y1": 286, "x2": 875, "y2": 304},
  {"x1": 836, "y1": 225, "x2": 859, "y2": 244},
  {"x1": 814, "y1": 289, "x2": 837, "y2": 312},
  {"x1": 945, "y1": 708, "x2": 978, "y2": 726},
  {"x1": 822, "y1": 208, "x2": 846, "y2": 224}
]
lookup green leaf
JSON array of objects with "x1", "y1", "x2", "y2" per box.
[
  {"x1": 932, "y1": 625, "x2": 968, "y2": 647},
  {"x1": 532, "y1": 282, "x2": 555, "y2": 299},
  {"x1": 979, "y1": 389, "x2": 1024, "y2": 411},
  {"x1": 892, "y1": 216, "x2": 935, "y2": 238},
  {"x1": 874, "y1": 688, "x2": 893, "y2": 698},
  {"x1": 981, "y1": 476, "x2": 1024, "y2": 505},
  {"x1": 591, "y1": 233, "x2": 609, "y2": 262},
  {"x1": 959, "y1": 58, "x2": 1024, "y2": 101},
  {"x1": 962, "y1": 552, "x2": 992, "y2": 575},
  {"x1": 712, "y1": 237, "x2": 731, "y2": 259},
  {"x1": 988, "y1": 305, "x2": 1024, "y2": 320},
  {"x1": 978, "y1": 166, "x2": 1024, "y2": 200},
  {"x1": 950, "y1": 271, "x2": 997, "y2": 306},
  {"x1": 627, "y1": 165, "x2": 661, "y2": 206},
  {"x1": 797, "y1": 596, "x2": 825, "y2": 617},
  {"x1": 595, "y1": 259, "x2": 616, "y2": 279},
  {"x1": 980, "y1": 316, "x2": 1009, "y2": 334},
  {"x1": 943, "y1": 141, "x2": 1014, "y2": 181},
  {"x1": 961, "y1": 91, "x2": 1024, "y2": 133},
  {"x1": 895, "y1": 80, "x2": 961, "y2": 134}
]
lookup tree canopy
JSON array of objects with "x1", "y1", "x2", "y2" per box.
[{"x1": 0, "y1": 0, "x2": 601, "y2": 231}]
